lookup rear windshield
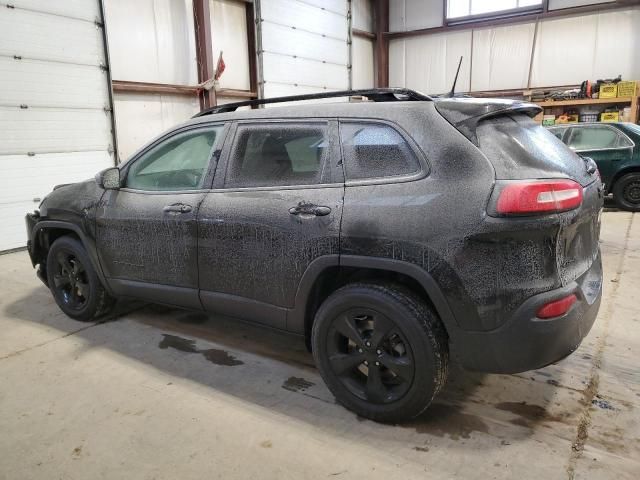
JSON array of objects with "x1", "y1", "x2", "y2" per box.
[{"x1": 477, "y1": 114, "x2": 592, "y2": 186}]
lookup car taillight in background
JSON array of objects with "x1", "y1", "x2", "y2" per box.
[{"x1": 494, "y1": 179, "x2": 583, "y2": 216}]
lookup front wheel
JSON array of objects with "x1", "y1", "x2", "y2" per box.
[
  {"x1": 46, "y1": 236, "x2": 114, "y2": 321},
  {"x1": 311, "y1": 283, "x2": 448, "y2": 423},
  {"x1": 613, "y1": 172, "x2": 640, "y2": 212}
]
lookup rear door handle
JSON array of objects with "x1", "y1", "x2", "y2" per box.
[
  {"x1": 289, "y1": 204, "x2": 331, "y2": 216},
  {"x1": 163, "y1": 203, "x2": 192, "y2": 213}
]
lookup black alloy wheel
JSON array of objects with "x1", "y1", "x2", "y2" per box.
[
  {"x1": 46, "y1": 236, "x2": 114, "y2": 321},
  {"x1": 52, "y1": 250, "x2": 90, "y2": 311},
  {"x1": 327, "y1": 308, "x2": 415, "y2": 404},
  {"x1": 312, "y1": 283, "x2": 448, "y2": 423}
]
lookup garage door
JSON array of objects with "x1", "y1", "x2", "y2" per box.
[
  {"x1": 0, "y1": 0, "x2": 115, "y2": 251},
  {"x1": 258, "y1": 0, "x2": 350, "y2": 99}
]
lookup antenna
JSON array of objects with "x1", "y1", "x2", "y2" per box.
[{"x1": 446, "y1": 56, "x2": 463, "y2": 98}]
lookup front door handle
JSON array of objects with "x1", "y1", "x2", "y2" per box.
[
  {"x1": 163, "y1": 203, "x2": 192, "y2": 213},
  {"x1": 289, "y1": 204, "x2": 331, "y2": 216}
]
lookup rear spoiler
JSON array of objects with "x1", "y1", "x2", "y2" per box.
[{"x1": 433, "y1": 98, "x2": 542, "y2": 146}]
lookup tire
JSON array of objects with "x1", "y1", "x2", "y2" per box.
[
  {"x1": 46, "y1": 236, "x2": 114, "y2": 321},
  {"x1": 613, "y1": 172, "x2": 640, "y2": 212},
  {"x1": 311, "y1": 283, "x2": 448, "y2": 423}
]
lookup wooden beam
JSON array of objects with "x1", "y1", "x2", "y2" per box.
[
  {"x1": 387, "y1": 0, "x2": 640, "y2": 39},
  {"x1": 245, "y1": 2, "x2": 259, "y2": 105},
  {"x1": 217, "y1": 88, "x2": 257, "y2": 99},
  {"x1": 353, "y1": 28, "x2": 376, "y2": 40},
  {"x1": 193, "y1": 0, "x2": 215, "y2": 109},
  {"x1": 112, "y1": 80, "x2": 199, "y2": 96},
  {"x1": 374, "y1": 0, "x2": 389, "y2": 88}
]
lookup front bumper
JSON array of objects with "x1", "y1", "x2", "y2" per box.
[{"x1": 451, "y1": 250, "x2": 602, "y2": 374}]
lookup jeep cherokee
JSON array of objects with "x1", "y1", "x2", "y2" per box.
[{"x1": 25, "y1": 89, "x2": 603, "y2": 422}]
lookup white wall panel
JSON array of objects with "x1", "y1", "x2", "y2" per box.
[
  {"x1": 104, "y1": 0, "x2": 197, "y2": 85},
  {"x1": 9, "y1": 0, "x2": 101, "y2": 22},
  {"x1": 390, "y1": 0, "x2": 444, "y2": 32},
  {"x1": 549, "y1": 0, "x2": 614, "y2": 9},
  {"x1": 262, "y1": 22, "x2": 348, "y2": 65},
  {"x1": 303, "y1": 0, "x2": 347, "y2": 15},
  {"x1": 210, "y1": 0, "x2": 250, "y2": 90},
  {"x1": 352, "y1": 37, "x2": 374, "y2": 89},
  {"x1": 113, "y1": 93, "x2": 199, "y2": 161},
  {"x1": 0, "y1": 7, "x2": 105, "y2": 66},
  {"x1": 259, "y1": 0, "x2": 349, "y2": 96},
  {"x1": 0, "y1": 1, "x2": 114, "y2": 251},
  {"x1": 0, "y1": 107, "x2": 112, "y2": 155},
  {"x1": 0, "y1": 151, "x2": 112, "y2": 205},
  {"x1": 262, "y1": 52, "x2": 349, "y2": 90},
  {"x1": 261, "y1": 0, "x2": 348, "y2": 39},
  {"x1": 0, "y1": 151, "x2": 112, "y2": 251},
  {"x1": 353, "y1": 0, "x2": 373, "y2": 32},
  {"x1": 0, "y1": 57, "x2": 108, "y2": 109},
  {"x1": 389, "y1": 39, "x2": 406, "y2": 87},
  {"x1": 531, "y1": 7, "x2": 640, "y2": 87},
  {"x1": 471, "y1": 22, "x2": 535, "y2": 91},
  {"x1": 391, "y1": 31, "x2": 472, "y2": 95}
]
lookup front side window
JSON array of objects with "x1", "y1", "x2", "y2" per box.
[
  {"x1": 126, "y1": 127, "x2": 222, "y2": 191},
  {"x1": 567, "y1": 127, "x2": 627, "y2": 151},
  {"x1": 340, "y1": 122, "x2": 420, "y2": 181},
  {"x1": 225, "y1": 123, "x2": 329, "y2": 188}
]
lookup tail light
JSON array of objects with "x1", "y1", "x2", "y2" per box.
[
  {"x1": 537, "y1": 294, "x2": 577, "y2": 319},
  {"x1": 495, "y1": 179, "x2": 583, "y2": 216}
]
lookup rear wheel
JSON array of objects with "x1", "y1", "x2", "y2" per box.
[
  {"x1": 613, "y1": 172, "x2": 640, "y2": 212},
  {"x1": 46, "y1": 236, "x2": 114, "y2": 321},
  {"x1": 311, "y1": 283, "x2": 448, "y2": 423}
]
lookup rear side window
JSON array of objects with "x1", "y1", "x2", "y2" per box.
[
  {"x1": 340, "y1": 122, "x2": 420, "y2": 181},
  {"x1": 567, "y1": 126, "x2": 630, "y2": 151},
  {"x1": 226, "y1": 123, "x2": 329, "y2": 188}
]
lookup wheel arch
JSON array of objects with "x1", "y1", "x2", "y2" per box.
[
  {"x1": 30, "y1": 221, "x2": 111, "y2": 294},
  {"x1": 288, "y1": 255, "x2": 459, "y2": 349}
]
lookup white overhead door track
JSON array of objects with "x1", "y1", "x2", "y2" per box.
[{"x1": 0, "y1": 0, "x2": 115, "y2": 251}]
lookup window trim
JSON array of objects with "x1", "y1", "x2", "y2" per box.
[
  {"x1": 566, "y1": 124, "x2": 635, "y2": 154},
  {"x1": 445, "y1": 0, "x2": 543, "y2": 25},
  {"x1": 218, "y1": 118, "x2": 341, "y2": 191},
  {"x1": 118, "y1": 122, "x2": 229, "y2": 195},
  {"x1": 338, "y1": 118, "x2": 429, "y2": 187}
]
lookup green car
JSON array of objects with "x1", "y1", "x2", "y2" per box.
[{"x1": 548, "y1": 122, "x2": 640, "y2": 211}]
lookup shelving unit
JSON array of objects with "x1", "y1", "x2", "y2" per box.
[{"x1": 532, "y1": 95, "x2": 639, "y2": 124}]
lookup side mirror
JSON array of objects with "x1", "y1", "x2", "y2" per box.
[{"x1": 95, "y1": 167, "x2": 121, "y2": 190}]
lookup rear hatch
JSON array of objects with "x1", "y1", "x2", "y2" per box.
[{"x1": 435, "y1": 97, "x2": 602, "y2": 286}]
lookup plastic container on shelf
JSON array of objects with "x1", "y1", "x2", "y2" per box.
[{"x1": 580, "y1": 110, "x2": 599, "y2": 122}]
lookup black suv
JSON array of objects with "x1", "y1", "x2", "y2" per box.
[{"x1": 26, "y1": 89, "x2": 603, "y2": 422}]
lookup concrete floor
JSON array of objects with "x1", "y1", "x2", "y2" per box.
[{"x1": 0, "y1": 211, "x2": 638, "y2": 480}]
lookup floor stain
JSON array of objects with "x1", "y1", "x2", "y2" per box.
[
  {"x1": 591, "y1": 398, "x2": 615, "y2": 410},
  {"x1": 158, "y1": 334, "x2": 243, "y2": 366},
  {"x1": 409, "y1": 403, "x2": 489, "y2": 440},
  {"x1": 201, "y1": 348, "x2": 243, "y2": 366},
  {"x1": 413, "y1": 446, "x2": 429, "y2": 452},
  {"x1": 158, "y1": 334, "x2": 198, "y2": 353},
  {"x1": 496, "y1": 401, "x2": 568, "y2": 428},
  {"x1": 282, "y1": 376, "x2": 315, "y2": 393},
  {"x1": 260, "y1": 440, "x2": 272, "y2": 448},
  {"x1": 71, "y1": 446, "x2": 82, "y2": 457}
]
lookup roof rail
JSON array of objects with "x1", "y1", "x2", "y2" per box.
[{"x1": 192, "y1": 88, "x2": 432, "y2": 117}]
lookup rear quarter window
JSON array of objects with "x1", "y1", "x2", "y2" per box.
[{"x1": 340, "y1": 122, "x2": 420, "y2": 181}]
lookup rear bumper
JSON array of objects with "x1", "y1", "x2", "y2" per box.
[{"x1": 451, "y1": 250, "x2": 602, "y2": 374}]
